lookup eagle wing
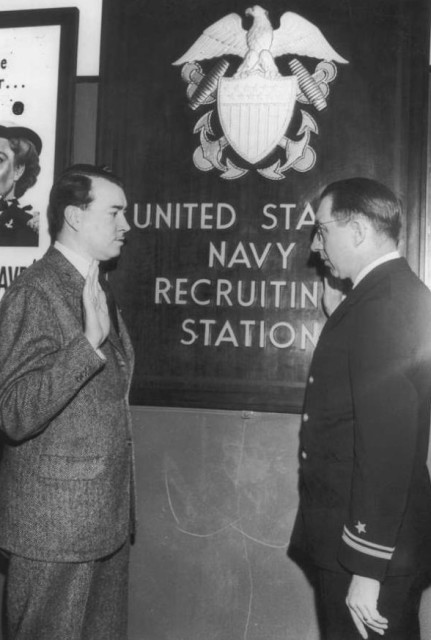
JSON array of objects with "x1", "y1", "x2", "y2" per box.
[
  {"x1": 271, "y1": 12, "x2": 348, "y2": 64},
  {"x1": 173, "y1": 13, "x2": 248, "y2": 65}
]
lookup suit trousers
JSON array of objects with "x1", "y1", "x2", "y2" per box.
[
  {"x1": 4, "y1": 542, "x2": 130, "y2": 640},
  {"x1": 317, "y1": 569, "x2": 425, "y2": 640}
]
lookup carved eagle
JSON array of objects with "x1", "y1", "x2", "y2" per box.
[{"x1": 173, "y1": 6, "x2": 348, "y2": 78}]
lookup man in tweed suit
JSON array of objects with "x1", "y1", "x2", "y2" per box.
[
  {"x1": 290, "y1": 178, "x2": 431, "y2": 639},
  {"x1": 0, "y1": 164, "x2": 134, "y2": 639}
]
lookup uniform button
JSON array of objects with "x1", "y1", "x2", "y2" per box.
[
  {"x1": 309, "y1": 376, "x2": 314, "y2": 384},
  {"x1": 302, "y1": 413, "x2": 309, "y2": 423},
  {"x1": 301, "y1": 450, "x2": 308, "y2": 460}
]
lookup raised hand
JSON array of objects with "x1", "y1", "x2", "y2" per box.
[{"x1": 83, "y1": 261, "x2": 110, "y2": 350}]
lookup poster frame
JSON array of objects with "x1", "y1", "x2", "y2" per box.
[{"x1": 0, "y1": 6, "x2": 78, "y2": 206}]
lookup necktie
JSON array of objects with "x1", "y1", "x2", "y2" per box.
[{"x1": 98, "y1": 272, "x2": 120, "y2": 335}]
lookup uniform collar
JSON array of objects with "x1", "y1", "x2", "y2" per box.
[{"x1": 353, "y1": 251, "x2": 400, "y2": 289}]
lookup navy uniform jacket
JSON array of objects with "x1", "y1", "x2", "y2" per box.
[
  {"x1": 290, "y1": 258, "x2": 431, "y2": 581},
  {"x1": 0, "y1": 247, "x2": 135, "y2": 562}
]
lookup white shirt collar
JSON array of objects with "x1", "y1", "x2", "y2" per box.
[
  {"x1": 54, "y1": 240, "x2": 93, "y2": 278},
  {"x1": 353, "y1": 251, "x2": 400, "y2": 289}
]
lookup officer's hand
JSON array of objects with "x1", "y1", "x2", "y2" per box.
[
  {"x1": 346, "y1": 575, "x2": 388, "y2": 638},
  {"x1": 83, "y1": 261, "x2": 110, "y2": 350}
]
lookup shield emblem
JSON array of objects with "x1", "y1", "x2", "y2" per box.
[{"x1": 217, "y1": 75, "x2": 298, "y2": 164}]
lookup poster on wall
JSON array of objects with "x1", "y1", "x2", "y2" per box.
[
  {"x1": 98, "y1": 0, "x2": 429, "y2": 412},
  {"x1": 0, "y1": 8, "x2": 77, "y2": 299}
]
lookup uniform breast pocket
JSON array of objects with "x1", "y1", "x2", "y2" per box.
[{"x1": 38, "y1": 454, "x2": 106, "y2": 480}]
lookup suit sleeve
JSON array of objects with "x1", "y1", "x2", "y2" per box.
[
  {"x1": 0, "y1": 284, "x2": 105, "y2": 442},
  {"x1": 337, "y1": 296, "x2": 427, "y2": 580}
]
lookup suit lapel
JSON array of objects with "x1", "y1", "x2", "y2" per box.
[
  {"x1": 43, "y1": 246, "x2": 85, "y2": 320},
  {"x1": 107, "y1": 322, "x2": 126, "y2": 355}
]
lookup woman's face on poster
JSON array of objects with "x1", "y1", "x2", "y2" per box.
[{"x1": 0, "y1": 137, "x2": 24, "y2": 199}]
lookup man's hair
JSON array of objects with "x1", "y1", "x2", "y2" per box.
[
  {"x1": 9, "y1": 137, "x2": 41, "y2": 198},
  {"x1": 321, "y1": 177, "x2": 402, "y2": 243},
  {"x1": 48, "y1": 164, "x2": 124, "y2": 241}
]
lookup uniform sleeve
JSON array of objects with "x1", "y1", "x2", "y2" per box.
[
  {"x1": 337, "y1": 296, "x2": 429, "y2": 580},
  {"x1": 0, "y1": 284, "x2": 105, "y2": 442}
]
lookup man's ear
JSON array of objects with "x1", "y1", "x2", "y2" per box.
[
  {"x1": 64, "y1": 205, "x2": 82, "y2": 231},
  {"x1": 350, "y1": 215, "x2": 368, "y2": 247}
]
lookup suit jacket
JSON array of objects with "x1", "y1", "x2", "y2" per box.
[
  {"x1": 0, "y1": 246, "x2": 135, "y2": 562},
  {"x1": 290, "y1": 258, "x2": 431, "y2": 581}
]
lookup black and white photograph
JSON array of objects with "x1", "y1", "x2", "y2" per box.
[{"x1": 0, "y1": 0, "x2": 431, "y2": 639}]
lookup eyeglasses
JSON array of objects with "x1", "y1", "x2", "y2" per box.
[{"x1": 313, "y1": 219, "x2": 340, "y2": 243}]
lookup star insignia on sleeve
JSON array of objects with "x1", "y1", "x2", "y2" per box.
[{"x1": 354, "y1": 521, "x2": 366, "y2": 534}]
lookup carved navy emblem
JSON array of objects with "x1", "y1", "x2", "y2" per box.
[{"x1": 173, "y1": 6, "x2": 348, "y2": 180}]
